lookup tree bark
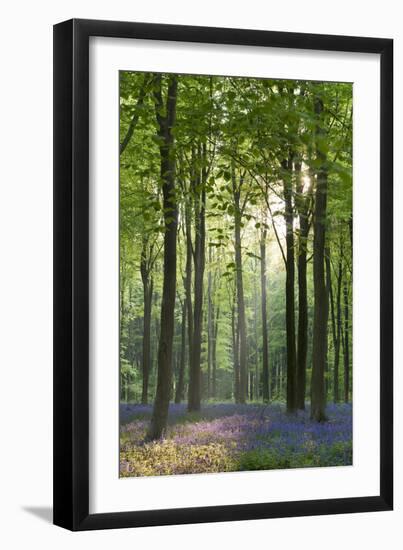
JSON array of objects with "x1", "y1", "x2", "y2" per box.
[
  {"x1": 295, "y1": 158, "x2": 311, "y2": 411},
  {"x1": 184, "y1": 197, "x2": 193, "y2": 394},
  {"x1": 120, "y1": 253, "x2": 127, "y2": 353},
  {"x1": 333, "y1": 256, "x2": 342, "y2": 402},
  {"x1": 231, "y1": 302, "x2": 240, "y2": 403},
  {"x1": 296, "y1": 219, "x2": 308, "y2": 410},
  {"x1": 148, "y1": 75, "x2": 178, "y2": 440},
  {"x1": 283, "y1": 158, "x2": 297, "y2": 413},
  {"x1": 125, "y1": 372, "x2": 129, "y2": 403},
  {"x1": 327, "y1": 247, "x2": 342, "y2": 403},
  {"x1": 188, "y1": 145, "x2": 206, "y2": 411},
  {"x1": 212, "y1": 305, "x2": 219, "y2": 399},
  {"x1": 232, "y1": 168, "x2": 248, "y2": 404},
  {"x1": 253, "y1": 258, "x2": 260, "y2": 401},
  {"x1": 140, "y1": 241, "x2": 153, "y2": 404},
  {"x1": 175, "y1": 298, "x2": 187, "y2": 404},
  {"x1": 325, "y1": 248, "x2": 336, "y2": 404},
  {"x1": 343, "y1": 277, "x2": 350, "y2": 402},
  {"x1": 311, "y1": 93, "x2": 329, "y2": 422},
  {"x1": 260, "y1": 228, "x2": 270, "y2": 402},
  {"x1": 207, "y1": 246, "x2": 213, "y2": 398}
]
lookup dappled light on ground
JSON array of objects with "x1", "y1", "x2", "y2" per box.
[{"x1": 120, "y1": 402, "x2": 352, "y2": 477}]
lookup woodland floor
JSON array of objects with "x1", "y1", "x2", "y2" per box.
[{"x1": 119, "y1": 402, "x2": 352, "y2": 477}]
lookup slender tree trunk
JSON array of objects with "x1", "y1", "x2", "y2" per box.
[
  {"x1": 294, "y1": 158, "x2": 313, "y2": 411},
  {"x1": 234, "y1": 213, "x2": 247, "y2": 403},
  {"x1": 260, "y1": 228, "x2": 270, "y2": 402},
  {"x1": 212, "y1": 305, "x2": 219, "y2": 398},
  {"x1": 125, "y1": 372, "x2": 129, "y2": 402},
  {"x1": 175, "y1": 299, "x2": 187, "y2": 403},
  {"x1": 333, "y1": 256, "x2": 342, "y2": 402},
  {"x1": 231, "y1": 303, "x2": 240, "y2": 403},
  {"x1": 140, "y1": 241, "x2": 153, "y2": 404},
  {"x1": 207, "y1": 246, "x2": 213, "y2": 398},
  {"x1": 188, "y1": 145, "x2": 206, "y2": 412},
  {"x1": 120, "y1": 255, "x2": 126, "y2": 352},
  {"x1": 275, "y1": 352, "x2": 279, "y2": 398},
  {"x1": 311, "y1": 94, "x2": 329, "y2": 422},
  {"x1": 343, "y1": 277, "x2": 350, "y2": 402},
  {"x1": 348, "y1": 215, "x2": 353, "y2": 250},
  {"x1": 148, "y1": 75, "x2": 178, "y2": 440},
  {"x1": 253, "y1": 262, "x2": 260, "y2": 401},
  {"x1": 283, "y1": 158, "x2": 297, "y2": 413},
  {"x1": 232, "y1": 169, "x2": 248, "y2": 404},
  {"x1": 280, "y1": 352, "x2": 284, "y2": 399},
  {"x1": 296, "y1": 211, "x2": 309, "y2": 410},
  {"x1": 184, "y1": 199, "x2": 193, "y2": 393},
  {"x1": 141, "y1": 279, "x2": 153, "y2": 404},
  {"x1": 324, "y1": 249, "x2": 331, "y2": 398},
  {"x1": 325, "y1": 248, "x2": 336, "y2": 404}
]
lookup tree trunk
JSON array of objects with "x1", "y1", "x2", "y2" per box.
[
  {"x1": 324, "y1": 249, "x2": 331, "y2": 398},
  {"x1": 141, "y1": 279, "x2": 153, "y2": 404},
  {"x1": 140, "y1": 241, "x2": 153, "y2": 405},
  {"x1": 343, "y1": 277, "x2": 350, "y2": 402},
  {"x1": 120, "y1": 263, "x2": 126, "y2": 346},
  {"x1": 232, "y1": 169, "x2": 248, "y2": 404},
  {"x1": 296, "y1": 211, "x2": 309, "y2": 410},
  {"x1": 148, "y1": 75, "x2": 178, "y2": 440},
  {"x1": 125, "y1": 372, "x2": 129, "y2": 403},
  {"x1": 253, "y1": 259, "x2": 260, "y2": 401},
  {"x1": 325, "y1": 248, "x2": 336, "y2": 404},
  {"x1": 184, "y1": 197, "x2": 193, "y2": 394},
  {"x1": 188, "y1": 145, "x2": 206, "y2": 412},
  {"x1": 231, "y1": 303, "x2": 240, "y2": 403},
  {"x1": 280, "y1": 351, "x2": 284, "y2": 399},
  {"x1": 283, "y1": 158, "x2": 297, "y2": 413},
  {"x1": 212, "y1": 305, "x2": 219, "y2": 398},
  {"x1": 207, "y1": 246, "x2": 213, "y2": 398},
  {"x1": 294, "y1": 157, "x2": 313, "y2": 411},
  {"x1": 311, "y1": 94, "x2": 329, "y2": 422},
  {"x1": 249, "y1": 372, "x2": 254, "y2": 401},
  {"x1": 260, "y1": 228, "x2": 270, "y2": 402},
  {"x1": 328, "y1": 248, "x2": 342, "y2": 403},
  {"x1": 333, "y1": 256, "x2": 342, "y2": 402},
  {"x1": 348, "y1": 215, "x2": 353, "y2": 250},
  {"x1": 234, "y1": 210, "x2": 247, "y2": 403},
  {"x1": 175, "y1": 299, "x2": 187, "y2": 403}
]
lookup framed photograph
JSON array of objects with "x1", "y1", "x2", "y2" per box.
[{"x1": 53, "y1": 19, "x2": 393, "y2": 531}]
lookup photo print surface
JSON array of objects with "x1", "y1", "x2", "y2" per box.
[{"x1": 119, "y1": 72, "x2": 353, "y2": 478}]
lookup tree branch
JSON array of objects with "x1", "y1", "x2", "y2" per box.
[{"x1": 120, "y1": 74, "x2": 153, "y2": 155}]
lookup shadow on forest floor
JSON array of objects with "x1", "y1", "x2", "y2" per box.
[{"x1": 119, "y1": 402, "x2": 352, "y2": 477}]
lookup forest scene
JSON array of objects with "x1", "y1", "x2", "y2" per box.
[{"x1": 119, "y1": 71, "x2": 353, "y2": 477}]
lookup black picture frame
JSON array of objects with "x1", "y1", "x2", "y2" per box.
[{"x1": 53, "y1": 18, "x2": 393, "y2": 531}]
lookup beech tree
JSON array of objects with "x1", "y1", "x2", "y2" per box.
[
  {"x1": 147, "y1": 74, "x2": 179, "y2": 440},
  {"x1": 311, "y1": 90, "x2": 329, "y2": 422}
]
